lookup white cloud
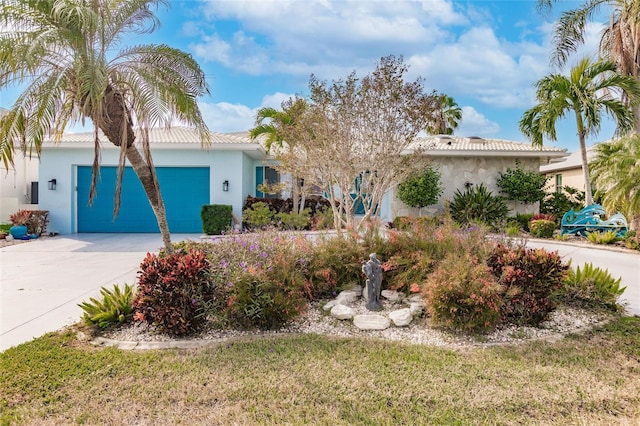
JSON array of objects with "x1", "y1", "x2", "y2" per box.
[
  {"x1": 199, "y1": 101, "x2": 255, "y2": 133},
  {"x1": 198, "y1": 92, "x2": 298, "y2": 133},
  {"x1": 456, "y1": 106, "x2": 500, "y2": 137}
]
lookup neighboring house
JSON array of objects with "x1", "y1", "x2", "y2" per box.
[
  {"x1": 385, "y1": 135, "x2": 568, "y2": 220},
  {"x1": 540, "y1": 144, "x2": 598, "y2": 194},
  {"x1": 39, "y1": 127, "x2": 269, "y2": 234},
  {"x1": 0, "y1": 107, "x2": 40, "y2": 222},
  {"x1": 0, "y1": 154, "x2": 40, "y2": 223}
]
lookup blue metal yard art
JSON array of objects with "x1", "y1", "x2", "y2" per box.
[{"x1": 561, "y1": 204, "x2": 628, "y2": 237}]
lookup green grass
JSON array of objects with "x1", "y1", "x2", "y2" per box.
[{"x1": 1, "y1": 317, "x2": 640, "y2": 425}]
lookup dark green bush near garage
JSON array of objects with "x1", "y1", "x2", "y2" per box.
[{"x1": 201, "y1": 204, "x2": 233, "y2": 235}]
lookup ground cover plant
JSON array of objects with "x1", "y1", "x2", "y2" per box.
[{"x1": 1, "y1": 317, "x2": 639, "y2": 425}]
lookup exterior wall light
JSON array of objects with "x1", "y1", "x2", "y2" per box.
[
  {"x1": 222, "y1": 180, "x2": 229, "y2": 192},
  {"x1": 48, "y1": 179, "x2": 57, "y2": 190}
]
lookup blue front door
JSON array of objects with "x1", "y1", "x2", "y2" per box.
[{"x1": 77, "y1": 166, "x2": 210, "y2": 233}]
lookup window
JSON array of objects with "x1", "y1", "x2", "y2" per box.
[
  {"x1": 555, "y1": 174, "x2": 562, "y2": 193},
  {"x1": 256, "y1": 166, "x2": 280, "y2": 199}
]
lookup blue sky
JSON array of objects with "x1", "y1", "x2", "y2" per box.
[{"x1": 0, "y1": 0, "x2": 618, "y2": 153}]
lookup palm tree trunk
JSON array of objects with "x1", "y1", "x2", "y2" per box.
[
  {"x1": 91, "y1": 86, "x2": 174, "y2": 253},
  {"x1": 578, "y1": 134, "x2": 593, "y2": 206}
]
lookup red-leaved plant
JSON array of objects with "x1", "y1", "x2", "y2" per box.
[{"x1": 133, "y1": 249, "x2": 212, "y2": 336}]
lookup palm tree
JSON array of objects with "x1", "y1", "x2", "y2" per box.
[
  {"x1": 250, "y1": 98, "x2": 307, "y2": 214},
  {"x1": 0, "y1": 0, "x2": 210, "y2": 253},
  {"x1": 538, "y1": 0, "x2": 640, "y2": 131},
  {"x1": 426, "y1": 94, "x2": 462, "y2": 135},
  {"x1": 520, "y1": 58, "x2": 640, "y2": 205},
  {"x1": 590, "y1": 134, "x2": 640, "y2": 235}
]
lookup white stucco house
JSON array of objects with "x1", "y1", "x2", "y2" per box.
[
  {"x1": 39, "y1": 127, "x2": 272, "y2": 234},
  {"x1": 36, "y1": 129, "x2": 567, "y2": 235}
]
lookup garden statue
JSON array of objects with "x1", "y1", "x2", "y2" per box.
[{"x1": 362, "y1": 253, "x2": 383, "y2": 311}]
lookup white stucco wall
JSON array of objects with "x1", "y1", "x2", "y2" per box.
[
  {"x1": 390, "y1": 156, "x2": 541, "y2": 220},
  {"x1": 39, "y1": 145, "x2": 256, "y2": 234},
  {"x1": 0, "y1": 155, "x2": 40, "y2": 222}
]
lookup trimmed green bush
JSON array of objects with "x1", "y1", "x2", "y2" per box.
[
  {"x1": 496, "y1": 161, "x2": 548, "y2": 204},
  {"x1": 201, "y1": 204, "x2": 233, "y2": 235},
  {"x1": 397, "y1": 166, "x2": 443, "y2": 208},
  {"x1": 242, "y1": 201, "x2": 275, "y2": 230},
  {"x1": 529, "y1": 219, "x2": 556, "y2": 238}
]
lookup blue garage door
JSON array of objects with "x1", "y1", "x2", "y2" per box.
[{"x1": 77, "y1": 166, "x2": 210, "y2": 233}]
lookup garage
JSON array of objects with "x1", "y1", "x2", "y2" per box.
[{"x1": 77, "y1": 166, "x2": 209, "y2": 233}]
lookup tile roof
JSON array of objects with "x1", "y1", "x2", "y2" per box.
[
  {"x1": 406, "y1": 135, "x2": 568, "y2": 157},
  {"x1": 43, "y1": 126, "x2": 259, "y2": 148},
  {"x1": 540, "y1": 144, "x2": 599, "y2": 173}
]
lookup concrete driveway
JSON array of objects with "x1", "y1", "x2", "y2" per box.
[
  {"x1": 1, "y1": 234, "x2": 638, "y2": 352},
  {"x1": 525, "y1": 239, "x2": 640, "y2": 317},
  {"x1": 0, "y1": 233, "x2": 200, "y2": 352}
]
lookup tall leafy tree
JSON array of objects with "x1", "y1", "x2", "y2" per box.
[
  {"x1": 590, "y1": 134, "x2": 640, "y2": 234},
  {"x1": 539, "y1": 0, "x2": 640, "y2": 131},
  {"x1": 520, "y1": 58, "x2": 640, "y2": 205},
  {"x1": 0, "y1": 0, "x2": 210, "y2": 253},
  {"x1": 280, "y1": 56, "x2": 439, "y2": 231},
  {"x1": 426, "y1": 94, "x2": 462, "y2": 135}
]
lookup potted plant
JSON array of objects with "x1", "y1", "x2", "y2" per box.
[{"x1": 9, "y1": 209, "x2": 31, "y2": 239}]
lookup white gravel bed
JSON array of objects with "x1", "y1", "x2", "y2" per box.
[{"x1": 100, "y1": 302, "x2": 612, "y2": 350}]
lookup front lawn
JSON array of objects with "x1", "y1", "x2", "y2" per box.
[{"x1": 1, "y1": 316, "x2": 639, "y2": 425}]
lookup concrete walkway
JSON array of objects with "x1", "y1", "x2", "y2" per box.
[
  {"x1": 0, "y1": 234, "x2": 200, "y2": 352},
  {"x1": 1, "y1": 233, "x2": 638, "y2": 352}
]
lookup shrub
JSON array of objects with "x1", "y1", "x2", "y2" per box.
[
  {"x1": 177, "y1": 231, "x2": 317, "y2": 329},
  {"x1": 531, "y1": 213, "x2": 556, "y2": 223},
  {"x1": 496, "y1": 161, "x2": 548, "y2": 204},
  {"x1": 586, "y1": 231, "x2": 620, "y2": 245},
  {"x1": 487, "y1": 245, "x2": 569, "y2": 326},
  {"x1": 78, "y1": 283, "x2": 135, "y2": 329},
  {"x1": 397, "y1": 166, "x2": 443, "y2": 208},
  {"x1": 275, "y1": 209, "x2": 311, "y2": 230},
  {"x1": 133, "y1": 249, "x2": 213, "y2": 336},
  {"x1": 391, "y1": 216, "x2": 413, "y2": 230},
  {"x1": 311, "y1": 207, "x2": 334, "y2": 230},
  {"x1": 378, "y1": 220, "x2": 494, "y2": 295},
  {"x1": 242, "y1": 201, "x2": 275, "y2": 230},
  {"x1": 9, "y1": 209, "x2": 31, "y2": 226},
  {"x1": 25, "y1": 210, "x2": 49, "y2": 235},
  {"x1": 225, "y1": 249, "x2": 308, "y2": 329},
  {"x1": 540, "y1": 186, "x2": 584, "y2": 218},
  {"x1": 529, "y1": 219, "x2": 556, "y2": 238},
  {"x1": 515, "y1": 213, "x2": 534, "y2": 232},
  {"x1": 308, "y1": 235, "x2": 367, "y2": 298},
  {"x1": 201, "y1": 204, "x2": 232, "y2": 235},
  {"x1": 559, "y1": 262, "x2": 626, "y2": 311},
  {"x1": 424, "y1": 252, "x2": 503, "y2": 333},
  {"x1": 449, "y1": 184, "x2": 509, "y2": 229}
]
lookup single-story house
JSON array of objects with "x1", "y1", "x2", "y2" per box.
[
  {"x1": 39, "y1": 127, "x2": 274, "y2": 234},
  {"x1": 37, "y1": 130, "x2": 567, "y2": 235},
  {"x1": 540, "y1": 144, "x2": 598, "y2": 194},
  {"x1": 390, "y1": 135, "x2": 568, "y2": 218}
]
